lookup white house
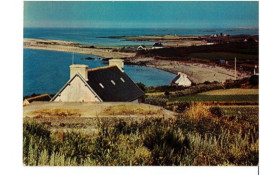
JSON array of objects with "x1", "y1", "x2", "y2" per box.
[
  {"x1": 171, "y1": 72, "x2": 192, "y2": 87},
  {"x1": 254, "y1": 65, "x2": 259, "y2": 76},
  {"x1": 51, "y1": 59, "x2": 144, "y2": 102},
  {"x1": 137, "y1": 45, "x2": 147, "y2": 51}
]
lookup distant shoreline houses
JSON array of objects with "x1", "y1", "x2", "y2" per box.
[{"x1": 171, "y1": 72, "x2": 192, "y2": 87}]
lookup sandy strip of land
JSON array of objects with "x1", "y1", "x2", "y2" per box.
[
  {"x1": 101, "y1": 35, "x2": 203, "y2": 47},
  {"x1": 129, "y1": 57, "x2": 250, "y2": 84},
  {"x1": 24, "y1": 38, "x2": 135, "y2": 59}
]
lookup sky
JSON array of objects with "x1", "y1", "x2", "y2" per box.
[{"x1": 24, "y1": 1, "x2": 259, "y2": 28}]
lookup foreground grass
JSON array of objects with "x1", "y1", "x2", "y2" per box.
[{"x1": 23, "y1": 104, "x2": 258, "y2": 166}]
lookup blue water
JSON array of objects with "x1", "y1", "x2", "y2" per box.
[
  {"x1": 24, "y1": 28, "x2": 258, "y2": 46},
  {"x1": 23, "y1": 49, "x2": 175, "y2": 96}
]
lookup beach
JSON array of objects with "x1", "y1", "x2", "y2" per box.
[
  {"x1": 24, "y1": 38, "x2": 250, "y2": 84},
  {"x1": 129, "y1": 58, "x2": 249, "y2": 83},
  {"x1": 24, "y1": 38, "x2": 135, "y2": 59}
]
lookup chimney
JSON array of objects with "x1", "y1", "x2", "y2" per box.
[
  {"x1": 109, "y1": 59, "x2": 124, "y2": 72},
  {"x1": 69, "y1": 64, "x2": 88, "y2": 80}
]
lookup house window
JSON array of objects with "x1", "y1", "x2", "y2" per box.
[
  {"x1": 111, "y1": 80, "x2": 116, "y2": 85},
  {"x1": 120, "y1": 77, "x2": 125, "y2": 82},
  {"x1": 99, "y1": 83, "x2": 104, "y2": 88}
]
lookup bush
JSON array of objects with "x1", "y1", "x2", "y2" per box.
[
  {"x1": 210, "y1": 107, "x2": 223, "y2": 118},
  {"x1": 249, "y1": 75, "x2": 259, "y2": 86}
]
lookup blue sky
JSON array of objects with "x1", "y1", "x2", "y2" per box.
[{"x1": 24, "y1": 1, "x2": 259, "y2": 28}]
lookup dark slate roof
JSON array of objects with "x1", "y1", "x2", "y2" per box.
[
  {"x1": 87, "y1": 66, "x2": 144, "y2": 102},
  {"x1": 153, "y1": 42, "x2": 163, "y2": 47},
  {"x1": 171, "y1": 75, "x2": 180, "y2": 83}
]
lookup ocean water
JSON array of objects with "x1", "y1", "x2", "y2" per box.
[
  {"x1": 23, "y1": 49, "x2": 175, "y2": 96},
  {"x1": 24, "y1": 28, "x2": 258, "y2": 46}
]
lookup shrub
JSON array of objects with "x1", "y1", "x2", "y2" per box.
[{"x1": 210, "y1": 106, "x2": 223, "y2": 118}]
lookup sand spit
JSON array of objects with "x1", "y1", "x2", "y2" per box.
[{"x1": 24, "y1": 38, "x2": 135, "y2": 59}]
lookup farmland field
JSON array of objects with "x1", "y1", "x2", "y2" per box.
[
  {"x1": 188, "y1": 52, "x2": 258, "y2": 61},
  {"x1": 169, "y1": 94, "x2": 258, "y2": 102},
  {"x1": 199, "y1": 88, "x2": 258, "y2": 95}
]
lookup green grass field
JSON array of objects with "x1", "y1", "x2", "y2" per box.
[
  {"x1": 199, "y1": 88, "x2": 258, "y2": 95},
  {"x1": 188, "y1": 52, "x2": 258, "y2": 61},
  {"x1": 169, "y1": 94, "x2": 258, "y2": 102}
]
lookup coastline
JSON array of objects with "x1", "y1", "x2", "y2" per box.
[
  {"x1": 24, "y1": 38, "x2": 135, "y2": 59},
  {"x1": 24, "y1": 38, "x2": 251, "y2": 84}
]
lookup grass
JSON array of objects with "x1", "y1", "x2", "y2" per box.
[
  {"x1": 23, "y1": 102, "x2": 259, "y2": 166},
  {"x1": 199, "y1": 88, "x2": 258, "y2": 95},
  {"x1": 169, "y1": 94, "x2": 258, "y2": 102},
  {"x1": 100, "y1": 104, "x2": 163, "y2": 116},
  {"x1": 188, "y1": 52, "x2": 258, "y2": 61},
  {"x1": 31, "y1": 108, "x2": 80, "y2": 117},
  {"x1": 218, "y1": 105, "x2": 259, "y2": 118}
]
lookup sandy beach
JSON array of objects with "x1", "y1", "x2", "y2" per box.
[
  {"x1": 128, "y1": 57, "x2": 250, "y2": 84},
  {"x1": 24, "y1": 38, "x2": 135, "y2": 59},
  {"x1": 24, "y1": 38, "x2": 250, "y2": 84}
]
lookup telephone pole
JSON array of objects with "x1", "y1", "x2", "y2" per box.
[
  {"x1": 72, "y1": 53, "x2": 74, "y2": 64},
  {"x1": 234, "y1": 57, "x2": 237, "y2": 80}
]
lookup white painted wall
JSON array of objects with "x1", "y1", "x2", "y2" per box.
[
  {"x1": 54, "y1": 76, "x2": 100, "y2": 102},
  {"x1": 175, "y1": 77, "x2": 192, "y2": 87}
]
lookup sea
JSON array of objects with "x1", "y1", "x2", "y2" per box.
[{"x1": 23, "y1": 28, "x2": 258, "y2": 96}]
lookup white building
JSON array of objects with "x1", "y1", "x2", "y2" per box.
[
  {"x1": 137, "y1": 45, "x2": 147, "y2": 51},
  {"x1": 51, "y1": 59, "x2": 144, "y2": 102},
  {"x1": 171, "y1": 72, "x2": 192, "y2": 87}
]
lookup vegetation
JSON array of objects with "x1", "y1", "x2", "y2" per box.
[
  {"x1": 188, "y1": 52, "x2": 258, "y2": 61},
  {"x1": 199, "y1": 88, "x2": 258, "y2": 95},
  {"x1": 100, "y1": 104, "x2": 163, "y2": 116},
  {"x1": 137, "y1": 41, "x2": 258, "y2": 71},
  {"x1": 23, "y1": 102, "x2": 258, "y2": 166},
  {"x1": 169, "y1": 94, "x2": 258, "y2": 102}
]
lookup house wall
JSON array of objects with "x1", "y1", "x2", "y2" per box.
[
  {"x1": 177, "y1": 77, "x2": 192, "y2": 87},
  {"x1": 54, "y1": 76, "x2": 100, "y2": 102},
  {"x1": 23, "y1": 99, "x2": 30, "y2": 106}
]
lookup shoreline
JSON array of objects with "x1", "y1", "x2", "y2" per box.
[
  {"x1": 24, "y1": 38, "x2": 251, "y2": 84},
  {"x1": 24, "y1": 38, "x2": 135, "y2": 59}
]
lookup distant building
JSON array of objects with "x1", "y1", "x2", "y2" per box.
[
  {"x1": 254, "y1": 66, "x2": 259, "y2": 76},
  {"x1": 137, "y1": 45, "x2": 147, "y2": 51},
  {"x1": 171, "y1": 72, "x2": 192, "y2": 87},
  {"x1": 23, "y1": 94, "x2": 51, "y2": 106},
  {"x1": 220, "y1": 59, "x2": 226, "y2": 64},
  {"x1": 152, "y1": 42, "x2": 164, "y2": 49},
  {"x1": 51, "y1": 59, "x2": 144, "y2": 102},
  {"x1": 201, "y1": 39, "x2": 214, "y2": 46}
]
